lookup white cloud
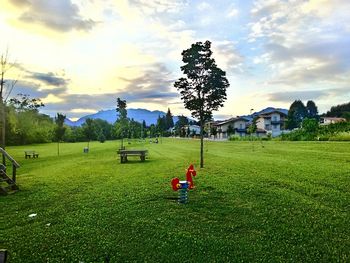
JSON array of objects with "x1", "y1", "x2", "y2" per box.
[
  {"x1": 227, "y1": 7, "x2": 238, "y2": 18},
  {"x1": 197, "y1": 2, "x2": 211, "y2": 11}
]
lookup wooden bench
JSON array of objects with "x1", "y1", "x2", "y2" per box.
[
  {"x1": 118, "y1": 150, "x2": 148, "y2": 163},
  {"x1": 24, "y1": 151, "x2": 39, "y2": 159}
]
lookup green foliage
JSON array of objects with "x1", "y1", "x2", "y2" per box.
[
  {"x1": 306, "y1": 100, "x2": 318, "y2": 119},
  {"x1": 114, "y1": 97, "x2": 129, "y2": 139},
  {"x1": 2, "y1": 140, "x2": 349, "y2": 262},
  {"x1": 329, "y1": 132, "x2": 350, "y2": 141},
  {"x1": 174, "y1": 40, "x2": 229, "y2": 123},
  {"x1": 175, "y1": 40, "x2": 229, "y2": 167},
  {"x1": 5, "y1": 104, "x2": 54, "y2": 145},
  {"x1": 156, "y1": 115, "x2": 167, "y2": 133},
  {"x1": 326, "y1": 101, "x2": 350, "y2": 120},
  {"x1": 97, "y1": 131, "x2": 106, "y2": 143},
  {"x1": 165, "y1": 108, "x2": 174, "y2": 129},
  {"x1": 82, "y1": 118, "x2": 96, "y2": 143},
  {"x1": 247, "y1": 117, "x2": 258, "y2": 135},
  {"x1": 9, "y1": 93, "x2": 44, "y2": 112},
  {"x1": 174, "y1": 115, "x2": 189, "y2": 137},
  {"x1": 227, "y1": 124, "x2": 234, "y2": 136},
  {"x1": 286, "y1": 100, "x2": 307, "y2": 129},
  {"x1": 282, "y1": 120, "x2": 350, "y2": 141},
  {"x1": 54, "y1": 113, "x2": 66, "y2": 142},
  {"x1": 302, "y1": 118, "x2": 319, "y2": 134}
]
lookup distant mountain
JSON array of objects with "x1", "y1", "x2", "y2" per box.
[{"x1": 65, "y1": 108, "x2": 178, "y2": 126}]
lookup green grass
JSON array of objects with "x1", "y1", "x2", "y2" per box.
[{"x1": 1, "y1": 139, "x2": 350, "y2": 262}]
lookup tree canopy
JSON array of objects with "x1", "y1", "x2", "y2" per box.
[
  {"x1": 174, "y1": 40, "x2": 229, "y2": 167},
  {"x1": 286, "y1": 100, "x2": 307, "y2": 129},
  {"x1": 306, "y1": 100, "x2": 318, "y2": 119}
]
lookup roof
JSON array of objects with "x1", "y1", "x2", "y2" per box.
[
  {"x1": 259, "y1": 110, "x2": 287, "y2": 118},
  {"x1": 322, "y1": 117, "x2": 346, "y2": 121},
  {"x1": 215, "y1": 116, "x2": 251, "y2": 126}
]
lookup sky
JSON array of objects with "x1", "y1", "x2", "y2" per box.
[{"x1": 0, "y1": 0, "x2": 349, "y2": 121}]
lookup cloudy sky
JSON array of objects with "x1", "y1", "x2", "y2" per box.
[{"x1": 1, "y1": 0, "x2": 349, "y2": 120}]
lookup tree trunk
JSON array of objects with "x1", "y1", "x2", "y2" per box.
[
  {"x1": 0, "y1": 99, "x2": 5, "y2": 165},
  {"x1": 200, "y1": 118, "x2": 204, "y2": 168},
  {"x1": 57, "y1": 141, "x2": 60, "y2": 156}
]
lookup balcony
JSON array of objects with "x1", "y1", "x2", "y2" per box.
[{"x1": 270, "y1": 120, "x2": 284, "y2": 125}]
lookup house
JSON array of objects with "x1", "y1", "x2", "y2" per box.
[
  {"x1": 256, "y1": 110, "x2": 287, "y2": 137},
  {"x1": 212, "y1": 116, "x2": 252, "y2": 139},
  {"x1": 320, "y1": 117, "x2": 346, "y2": 125}
]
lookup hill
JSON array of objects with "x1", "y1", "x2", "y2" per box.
[{"x1": 65, "y1": 108, "x2": 178, "y2": 126}]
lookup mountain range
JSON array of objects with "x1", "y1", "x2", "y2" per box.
[
  {"x1": 65, "y1": 108, "x2": 178, "y2": 127},
  {"x1": 64, "y1": 107, "x2": 288, "y2": 126}
]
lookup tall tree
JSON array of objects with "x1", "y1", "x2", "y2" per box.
[
  {"x1": 286, "y1": 100, "x2": 307, "y2": 129},
  {"x1": 306, "y1": 100, "x2": 318, "y2": 119},
  {"x1": 0, "y1": 51, "x2": 17, "y2": 163},
  {"x1": 165, "y1": 108, "x2": 174, "y2": 129},
  {"x1": 174, "y1": 40, "x2": 229, "y2": 168},
  {"x1": 115, "y1": 97, "x2": 128, "y2": 148},
  {"x1": 156, "y1": 115, "x2": 166, "y2": 133},
  {"x1": 54, "y1": 113, "x2": 66, "y2": 156}
]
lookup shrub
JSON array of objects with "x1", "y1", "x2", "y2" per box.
[{"x1": 329, "y1": 132, "x2": 350, "y2": 141}]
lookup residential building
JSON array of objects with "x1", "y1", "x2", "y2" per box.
[
  {"x1": 256, "y1": 110, "x2": 287, "y2": 137},
  {"x1": 212, "y1": 117, "x2": 252, "y2": 139},
  {"x1": 320, "y1": 117, "x2": 346, "y2": 125}
]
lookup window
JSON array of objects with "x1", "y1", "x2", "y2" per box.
[
  {"x1": 273, "y1": 116, "x2": 277, "y2": 121},
  {"x1": 273, "y1": 125, "x2": 277, "y2": 129},
  {"x1": 239, "y1": 123, "x2": 243, "y2": 129},
  {"x1": 265, "y1": 124, "x2": 270, "y2": 130}
]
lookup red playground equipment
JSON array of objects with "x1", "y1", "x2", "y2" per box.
[{"x1": 171, "y1": 164, "x2": 197, "y2": 203}]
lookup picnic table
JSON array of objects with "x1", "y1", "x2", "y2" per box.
[
  {"x1": 24, "y1": 150, "x2": 39, "y2": 159},
  {"x1": 118, "y1": 150, "x2": 148, "y2": 163}
]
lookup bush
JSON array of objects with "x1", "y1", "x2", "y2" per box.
[
  {"x1": 98, "y1": 133, "x2": 106, "y2": 143},
  {"x1": 329, "y1": 132, "x2": 350, "y2": 141}
]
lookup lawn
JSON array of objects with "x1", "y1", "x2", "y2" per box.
[{"x1": 1, "y1": 139, "x2": 349, "y2": 262}]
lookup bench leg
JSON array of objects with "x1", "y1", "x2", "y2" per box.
[{"x1": 120, "y1": 155, "x2": 128, "y2": 163}]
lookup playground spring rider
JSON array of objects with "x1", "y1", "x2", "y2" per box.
[{"x1": 171, "y1": 164, "x2": 197, "y2": 203}]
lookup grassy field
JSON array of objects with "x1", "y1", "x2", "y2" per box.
[{"x1": 1, "y1": 139, "x2": 349, "y2": 262}]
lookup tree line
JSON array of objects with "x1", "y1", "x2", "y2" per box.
[{"x1": 1, "y1": 94, "x2": 196, "y2": 146}]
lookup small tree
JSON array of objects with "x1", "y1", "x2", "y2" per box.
[
  {"x1": 97, "y1": 130, "x2": 106, "y2": 143},
  {"x1": 174, "y1": 40, "x2": 229, "y2": 167},
  {"x1": 115, "y1": 97, "x2": 128, "y2": 149},
  {"x1": 54, "y1": 113, "x2": 66, "y2": 156},
  {"x1": 83, "y1": 118, "x2": 95, "y2": 149},
  {"x1": 247, "y1": 117, "x2": 258, "y2": 135},
  {"x1": 227, "y1": 124, "x2": 234, "y2": 137}
]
